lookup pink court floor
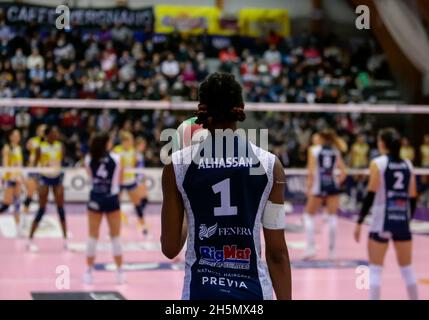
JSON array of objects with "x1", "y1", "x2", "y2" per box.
[{"x1": 0, "y1": 203, "x2": 428, "y2": 300}]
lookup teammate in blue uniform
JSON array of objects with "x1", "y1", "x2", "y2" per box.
[
  {"x1": 302, "y1": 129, "x2": 347, "y2": 260},
  {"x1": 354, "y1": 128, "x2": 418, "y2": 300},
  {"x1": 161, "y1": 73, "x2": 292, "y2": 300},
  {"x1": 83, "y1": 132, "x2": 125, "y2": 284}
]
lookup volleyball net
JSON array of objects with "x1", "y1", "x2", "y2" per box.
[{"x1": 1, "y1": 98, "x2": 429, "y2": 214}]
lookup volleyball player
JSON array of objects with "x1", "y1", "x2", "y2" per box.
[
  {"x1": 113, "y1": 132, "x2": 146, "y2": 234},
  {"x1": 0, "y1": 129, "x2": 24, "y2": 234},
  {"x1": 350, "y1": 134, "x2": 370, "y2": 208},
  {"x1": 27, "y1": 126, "x2": 68, "y2": 251},
  {"x1": 302, "y1": 129, "x2": 347, "y2": 260},
  {"x1": 23, "y1": 124, "x2": 46, "y2": 215},
  {"x1": 83, "y1": 132, "x2": 125, "y2": 284},
  {"x1": 354, "y1": 128, "x2": 418, "y2": 300},
  {"x1": 161, "y1": 73, "x2": 292, "y2": 300},
  {"x1": 135, "y1": 136, "x2": 149, "y2": 235}
]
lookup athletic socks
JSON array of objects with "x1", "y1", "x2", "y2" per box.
[
  {"x1": 34, "y1": 207, "x2": 46, "y2": 223},
  {"x1": 24, "y1": 196, "x2": 32, "y2": 208},
  {"x1": 369, "y1": 264, "x2": 383, "y2": 300},
  {"x1": 86, "y1": 237, "x2": 97, "y2": 258},
  {"x1": 400, "y1": 265, "x2": 418, "y2": 300},
  {"x1": 303, "y1": 213, "x2": 315, "y2": 253},
  {"x1": 134, "y1": 204, "x2": 144, "y2": 219},
  {"x1": 57, "y1": 206, "x2": 66, "y2": 222},
  {"x1": 141, "y1": 198, "x2": 148, "y2": 211},
  {"x1": 327, "y1": 215, "x2": 337, "y2": 254}
]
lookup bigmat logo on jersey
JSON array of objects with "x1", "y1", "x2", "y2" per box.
[{"x1": 199, "y1": 245, "x2": 251, "y2": 270}]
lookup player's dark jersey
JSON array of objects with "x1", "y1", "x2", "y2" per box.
[
  {"x1": 172, "y1": 134, "x2": 275, "y2": 300},
  {"x1": 85, "y1": 153, "x2": 121, "y2": 213},
  {"x1": 310, "y1": 145, "x2": 340, "y2": 196},
  {"x1": 371, "y1": 155, "x2": 413, "y2": 235}
]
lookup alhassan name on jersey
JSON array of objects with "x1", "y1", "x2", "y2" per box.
[{"x1": 197, "y1": 157, "x2": 254, "y2": 169}]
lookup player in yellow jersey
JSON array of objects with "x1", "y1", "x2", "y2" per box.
[
  {"x1": 23, "y1": 124, "x2": 46, "y2": 214},
  {"x1": 400, "y1": 137, "x2": 415, "y2": 162},
  {"x1": 350, "y1": 134, "x2": 370, "y2": 209},
  {"x1": 420, "y1": 134, "x2": 429, "y2": 168},
  {"x1": 420, "y1": 134, "x2": 429, "y2": 194},
  {"x1": 135, "y1": 136, "x2": 149, "y2": 235},
  {"x1": 27, "y1": 126, "x2": 68, "y2": 250},
  {"x1": 0, "y1": 129, "x2": 24, "y2": 232},
  {"x1": 113, "y1": 131, "x2": 147, "y2": 234}
]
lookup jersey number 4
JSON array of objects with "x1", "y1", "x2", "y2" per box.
[
  {"x1": 212, "y1": 178, "x2": 238, "y2": 216},
  {"x1": 96, "y1": 163, "x2": 109, "y2": 179}
]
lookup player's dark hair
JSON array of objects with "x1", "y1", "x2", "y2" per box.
[
  {"x1": 378, "y1": 128, "x2": 401, "y2": 161},
  {"x1": 44, "y1": 125, "x2": 58, "y2": 137},
  {"x1": 195, "y1": 72, "x2": 245, "y2": 129},
  {"x1": 90, "y1": 132, "x2": 110, "y2": 164}
]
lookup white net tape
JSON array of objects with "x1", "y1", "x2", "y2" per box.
[
  {"x1": 1, "y1": 167, "x2": 429, "y2": 176},
  {"x1": 2, "y1": 98, "x2": 429, "y2": 113}
]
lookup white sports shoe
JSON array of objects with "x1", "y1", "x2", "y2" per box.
[
  {"x1": 83, "y1": 270, "x2": 93, "y2": 285},
  {"x1": 26, "y1": 241, "x2": 39, "y2": 252},
  {"x1": 328, "y1": 249, "x2": 336, "y2": 261},
  {"x1": 302, "y1": 247, "x2": 316, "y2": 260},
  {"x1": 116, "y1": 270, "x2": 126, "y2": 284},
  {"x1": 63, "y1": 239, "x2": 69, "y2": 250}
]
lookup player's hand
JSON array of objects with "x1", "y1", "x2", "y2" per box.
[{"x1": 354, "y1": 224, "x2": 361, "y2": 243}]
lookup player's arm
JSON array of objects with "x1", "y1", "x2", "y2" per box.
[
  {"x1": 337, "y1": 153, "x2": 347, "y2": 185},
  {"x1": 263, "y1": 157, "x2": 292, "y2": 300},
  {"x1": 354, "y1": 160, "x2": 379, "y2": 242},
  {"x1": 409, "y1": 167, "x2": 417, "y2": 219},
  {"x1": 161, "y1": 163, "x2": 186, "y2": 259},
  {"x1": 2, "y1": 145, "x2": 9, "y2": 167},
  {"x1": 34, "y1": 147, "x2": 41, "y2": 167},
  {"x1": 306, "y1": 149, "x2": 315, "y2": 195}
]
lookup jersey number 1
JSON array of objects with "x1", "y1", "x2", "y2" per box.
[{"x1": 212, "y1": 178, "x2": 238, "y2": 216}]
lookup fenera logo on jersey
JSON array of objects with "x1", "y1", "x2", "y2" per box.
[
  {"x1": 198, "y1": 224, "x2": 252, "y2": 240},
  {"x1": 199, "y1": 223, "x2": 218, "y2": 240}
]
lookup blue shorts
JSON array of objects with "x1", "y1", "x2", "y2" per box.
[
  {"x1": 369, "y1": 231, "x2": 412, "y2": 243},
  {"x1": 5, "y1": 180, "x2": 17, "y2": 188},
  {"x1": 40, "y1": 175, "x2": 63, "y2": 186},
  {"x1": 314, "y1": 189, "x2": 341, "y2": 198},
  {"x1": 28, "y1": 173, "x2": 39, "y2": 180},
  {"x1": 120, "y1": 183, "x2": 138, "y2": 191},
  {"x1": 87, "y1": 193, "x2": 120, "y2": 213}
]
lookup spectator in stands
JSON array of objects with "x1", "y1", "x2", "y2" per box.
[
  {"x1": 11, "y1": 48, "x2": 26, "y2": 70},
  {"x1": 400, "y1": 137, "x2": 415, "y2": 162},
  {"x1": 26, "y1": 48, "x2": 44, "y2": 70},
  {"x1": 161, "y1": 53, "x2": 180, "y2": 86}
]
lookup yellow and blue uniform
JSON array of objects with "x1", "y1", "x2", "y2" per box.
[
  {"x1": 421, "y1": 144, "x2": 429, "y2": 167},
  {"x1": 113, "y1": 145, "x2": 138, "y2": 190},
  {"x1": 351, "y1": 142, "x2": 369, "y2": 168},
  {"x1": 3, "y1": 144, "x2": 23, "y2": 187},
  {"x1": 27, "y1": 136, "x2": 43, "y2": 179},
  {"x1": 400, "y1": 146, "x2": 415, "y2": 162},
  {"x1": 39, "y1": 140, "x2": 63, "y2": 186}
]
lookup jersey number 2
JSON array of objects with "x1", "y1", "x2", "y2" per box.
[
  {"x1": 212, "y1": 178, "x2": 238, "y2": 216},
  {"x1": 393, "y1": 171, "x2": 405, "y2": 190}
]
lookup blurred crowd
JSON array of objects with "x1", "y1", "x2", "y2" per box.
[{"x1": 0, "y1": 14, "x2": 410, "y2": 168}]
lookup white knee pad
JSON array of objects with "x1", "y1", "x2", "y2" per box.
[
  {"x1": 86, "y1": 237, "x2": 97, "y2": 257},
  {"x1": 111, "y1": 236, "x2": 122, "y2": 256},
  {"x1": 369, "y1": 264, "x2": 383, "y2": 287},
  {"x1": 400, "y1": 265, "x2": 417, "y2": 285}
]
